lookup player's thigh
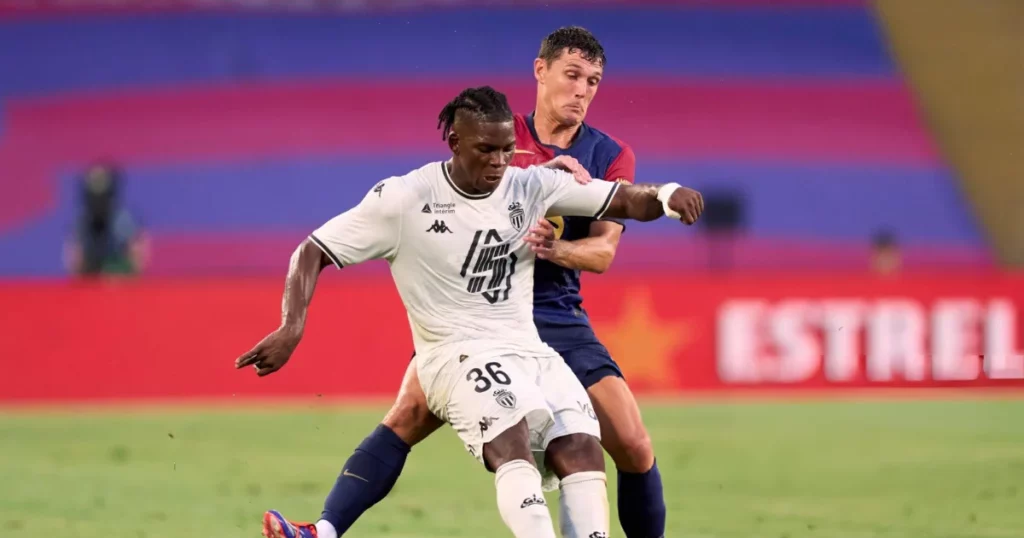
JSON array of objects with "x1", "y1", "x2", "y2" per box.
[
  {"x1": 535, "y1": 355, "x2": 602, "y2": 454},
  {"x1": 482, "y1": 418, "x2": 536, "y2": 472},
  {"x1": 544, "y1": 433, "x2": 605, "y2": 478},
  {"x1": 444, "y1": 355, "x2": 553, "y2": 470},
  {"x1": 381, "y1": 355, "x2": 444, "y2": 446},
  {"x1": 588, "y1": 375, "x2": 655, "y2": 473},
  {"x1": 534, "y1": 356, "x2": 605, "y2": 479}
]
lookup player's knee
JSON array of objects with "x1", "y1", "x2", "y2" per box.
[
  {"x1": 607, "y1": 428, "x2": 654, "y2": 473},
  {"x1": 545, "y1": 433, "x2": 605, "y2": 477},
  {"x1": 381, "y1": 395, "x2": 441, "y2": 446}
]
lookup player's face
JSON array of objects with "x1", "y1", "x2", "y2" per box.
[
  {"x1": 535, "y1": 48, "x2": 603, "y2": 125},
  {"x1": 450, "y1": 118, "x2": 516, "y2": 194}
]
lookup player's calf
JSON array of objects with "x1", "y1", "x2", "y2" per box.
[
  {"x1": 484, "y1": 419, "x2": 558, "y2": 538},
  {"x1": 318, "y1": 362, "x2": 441, "y2": 537},
  {"x1": 545, "y1": 433, "x2": 610, "y2": 538},
  {"x1": 589, "y1": 375, "x2": 666, "y2": 538},
  {"x1": 317, "y1": 424, "x2": 410, "y2": 538}
]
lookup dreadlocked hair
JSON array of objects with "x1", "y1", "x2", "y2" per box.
[{"x1": 437, "y1": 86, "x2": 514, "y2": 140}]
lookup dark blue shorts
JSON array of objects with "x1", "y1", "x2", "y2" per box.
[{"x1": 535, "y1": 319, "x2": 623, "y2": 390}]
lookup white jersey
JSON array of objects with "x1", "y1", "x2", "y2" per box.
[{"x1": 310, "y1": 161, "x2": 619, "y2": 360}]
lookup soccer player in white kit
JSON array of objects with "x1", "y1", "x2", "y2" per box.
[{"x1": 237, "y1": 86, "x2": 704, "y2": 538}]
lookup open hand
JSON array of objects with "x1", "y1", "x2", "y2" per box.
[
  {"x1": 542, "y1": 155, "x2": 592, "y2": 185},
  {"x1": 235, "y1": 326, "x2": 302, "y2": 377},
  {"x1": 523, "y1": 218, "x2": 558, "y2": 260},
  {"x1": 667, "y1": 186, "x2": 705, "y2": 225}
]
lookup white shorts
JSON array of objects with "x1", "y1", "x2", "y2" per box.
[{"x1": 418, "y1": 349, "x2": 601, "y2": 473}]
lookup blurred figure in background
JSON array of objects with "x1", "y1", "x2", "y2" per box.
[
  {"x1": 63, "y1": 162, "x2": 149, "y2": 277},
  {"x1": 870, "y1": 229, "x2": 902, "y2": 275}
]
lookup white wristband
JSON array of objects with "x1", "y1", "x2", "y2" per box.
[{"x1": 657, "y1": 183, "x2": 682, "y2": 219}]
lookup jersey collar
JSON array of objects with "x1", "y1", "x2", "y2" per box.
[
  {"x1": 442, "y1": 160, "x2": 493, "y2": 200},
  {"x1": 525, "y1": 112, "x2": 587, "y2": 152}
]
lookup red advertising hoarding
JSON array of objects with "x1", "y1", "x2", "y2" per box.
[{"x1": 2, "y1": 272, "x2": 1022, "y2": 403}]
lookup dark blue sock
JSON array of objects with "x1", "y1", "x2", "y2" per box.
[
  {"x1": 320, "y1": 424, "x2": 410, "y2": 534},
  {"x1": 617, "y1": 459, "x2": 667, "y2": 538}
]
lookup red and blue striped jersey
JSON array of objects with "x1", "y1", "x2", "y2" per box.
[{"x1": 511, "y1": 112, "x2": 636, "y2": 325}]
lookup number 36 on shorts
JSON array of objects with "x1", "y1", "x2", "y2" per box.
[{"x1": 465, "y1": 361, "x2": 512, "y2": 393}]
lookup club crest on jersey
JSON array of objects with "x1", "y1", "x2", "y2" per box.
[
  {"x1": 493, "y1": 389, "x2": 517, "y2": 409},
  {"x1": 508, "y1": 201, "x2": 525, "y2": 231}
]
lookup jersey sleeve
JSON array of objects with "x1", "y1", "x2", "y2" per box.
[
  {"x1": 530, "y1": 166, "x2": 621, "y2": 219},
  {"x1": 605, "y1": 144, "x2": 636, "y2": 185},
  {"x1": 308, "y1": 178, "x2": 404, "y2": 269},
  {"x1": 599, "y1": 144, "x2": 635, "y2": 229}
]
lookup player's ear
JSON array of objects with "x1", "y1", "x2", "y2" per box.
[
  {"x1": 447, "y1": 132, "x2": 460, "y2": 155},
  {"x1": 533, "y1": 58, "x2": 546, "y2": 84}
]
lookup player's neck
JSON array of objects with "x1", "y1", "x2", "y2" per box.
[
  {"x1": 445, "y1": 160, "x2": 488, "y2": 196},
  {"x1": 532, "y1": 107, "x2": 582, "y2": 150}
]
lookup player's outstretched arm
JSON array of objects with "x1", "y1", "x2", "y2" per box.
[
  {"x1": 235, "y1": 239, "x2": 332, "y2": 376},
  {"x1": 602, "y1": 183, "x2": 704, "y2": 224}
]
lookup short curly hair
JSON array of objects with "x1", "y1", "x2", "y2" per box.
[{"x1": 538, "y1": 26, "x2": 606, "y2": 67}]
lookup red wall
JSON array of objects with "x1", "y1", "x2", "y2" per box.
[{"x1": 4, "y1": 271, "x2": 1024, "y2": 403}]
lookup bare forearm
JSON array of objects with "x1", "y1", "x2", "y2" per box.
[
  {"x1": 280, "y1": 238, "x2": 329, "y2": 333},
  {"x1": 603, "y1": 183, "x2": 664, "y2": 221},
  {"x1": 548, "y1": 236, "x2": 615, "y2": 274}
]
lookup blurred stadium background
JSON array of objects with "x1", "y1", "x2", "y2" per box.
[{"x1": 1, "y1": 1, "x2": 1022, "y2": 537}]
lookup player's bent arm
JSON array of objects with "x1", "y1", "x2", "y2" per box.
[
  {"x1": 234, "y1": 238, "x2": 334, "y2": 376},
  {"x1": 537, "y1": 167, "x2": 703, "y2": 225},
  {"x1": 236, "y1": 179, "x2": 403, "y2": 377},
  {"x1": 549, "y1": 220, "x2": 622, "y2": 274},
  {"x1": 600, "y1": 184, "x2": 662, "y2": 221},
  {"x1": 284, "y1": 178, "x2": 404, "y2": 334},
  {"x1": 543, "y1": 143, "x2": 633, "y2": 273},
  {"x1": 279, "y1": 238, "x2": 334, "y2": 337},
  {"x1": 601, "y1": 183, "x2": 704, "y2": 224}
]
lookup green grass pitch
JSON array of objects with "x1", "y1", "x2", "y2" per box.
[{"x1": 2, "y1": 398, "x2": 1022, "y2": 537}]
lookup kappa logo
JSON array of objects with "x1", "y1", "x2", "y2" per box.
[
  {"x1": 588, "y1": 533, "x2": 608, "y2": 538},
  {"x1": 493, "y1": 388, "x2": 517, "y2": 409},
  {"x1": 426, "y1": 220, "x2": 453, "y2": 233},
  {"x1": 521, "y1": 494, "x2": 546, "y2": 508},
  {"x1": 508, "y1": 201, "x2": 525, "y2": 231},
  {"x1": 478, "y1": 416, "x2": 498, "y2": 434}
]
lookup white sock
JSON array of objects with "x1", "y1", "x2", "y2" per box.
[
  {"x1": 315, "y1": 519, "x2": 338, "y2": 538},
  {"x1": 494, "y1": 460, "x2": 558, "y2": 538},
  {"x1": 558, "y1": 471, "x2": 609, "y2": 538}
]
